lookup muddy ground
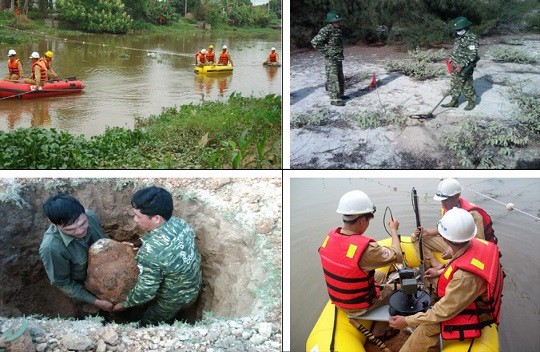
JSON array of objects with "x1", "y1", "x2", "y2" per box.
[
  {"x1": 290, "y1": 33, "x2": 540, "y2": 169},
  {"x1": 0, "y1": 178, "x2": 282, "y2": 351}
]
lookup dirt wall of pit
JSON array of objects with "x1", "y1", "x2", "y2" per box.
[{"x1": 0, "y1": 179, "x2": 280, "y2": 320}]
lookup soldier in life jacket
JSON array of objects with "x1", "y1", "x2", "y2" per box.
[
  {"x1": 41, "y1": 51, "x2": 58, "y2": 80},
  {"x1": 413, "y1": 178, "x2": 498, "y2": 270},
  {"x1": 205, "y1": 45, "x2": 215, "y2": 64},
  {"x1": 390, "y1": 208, "x2": 504, "y2": 352},
  {"x1": 263, "y1": 47, "x2": 281, "y2": 67},
  {"x1": 318, "y1": 190, "x2": 402, "y2": 318},
  {"x1": 217, "y1": 45, "x2": 233, "y2": 66},
  {"x1": 24, "y1": 51, "x2": 47, "y2": 89},
  {"x1": 195, "y1": 49, "x2": 207, "y2": 67},
  {"x1": 6, "y1": 49, "x2": 24, "y2": 80}
]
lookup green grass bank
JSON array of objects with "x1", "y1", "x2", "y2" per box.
[{"x1": 0, "y1": 94, "x2": 282, "y2": 169}]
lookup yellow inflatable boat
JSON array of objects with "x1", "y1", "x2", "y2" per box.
[
  {"x1": 194, "y1": 64, "x2": 233, "y2": 74},
  {"x1": 306, "y1": 236, "x2": 500, "y2": 352}
]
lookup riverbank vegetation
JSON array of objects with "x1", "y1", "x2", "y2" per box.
[
  {"x1": 0, "y1": 94, "x2": 281, "y2": 169},
  {"x1": 1, "y1": 0, "x2": 281, "y2": 35},
  {"x1": 292, "y1": 0, "x2": 539, "y2": 49}
]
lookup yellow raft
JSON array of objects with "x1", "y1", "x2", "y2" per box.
[
  {"x1": 306, "y1": 236, "x2": 500, "y2": 352},
  {"x1": 194, "y1": 64, "x2": 233, "y2": 74}
]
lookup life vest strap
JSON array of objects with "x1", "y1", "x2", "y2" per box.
[{"x1": 323, "y1": 268, "x2": 371, "y2": 283}]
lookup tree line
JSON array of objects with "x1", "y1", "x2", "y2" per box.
[
  {"x1": 291, "y1": 0, "x2": 539, "y2": 49},
  {"x1": 3, "y1": 0, "x2": 281, "y2": 33}
]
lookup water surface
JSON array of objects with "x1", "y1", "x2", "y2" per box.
[{"x1": 0, "y1": 31, "x2": 282, "y2": 136}]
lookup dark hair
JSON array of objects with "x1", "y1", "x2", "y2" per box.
[
  {"x1": 43, "y1": 194, "x2": 85, "y2": 227},
  {"x1": 131, "y1": 186, "x2": 173, "y2": 221},
  {"x1": 343, "y1": 212, "x2": 374, "y2": 225}
]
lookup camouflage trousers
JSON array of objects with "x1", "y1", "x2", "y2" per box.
[
  {"x1": 449, "y1": 69, "x2": 476, "y2": 101},
  {"x1": 324, "y1": 58, "x2": 344, "y2": 102},
  {"x1": 142, "y1": 293, "x2": 198, "y2": 325}
]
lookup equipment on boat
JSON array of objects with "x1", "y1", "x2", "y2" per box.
[
  {"x1": 0, "y1": 77, "x2": 85, "y2": 100},
  {"x1": 194, "y1": 64, "x2": 233, "y2": 74}
]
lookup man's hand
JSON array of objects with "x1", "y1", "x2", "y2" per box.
[
  {"x1": 389, "y1": 218, "x2": 399, "y2": 232},
  {"x1": 424, "y1": 267, "x2": 443, "y2": 279},
  {"x1": 455, "y1": 66, "x2": 462, "y2": 73},
  {"x1": 94, "y1": 299, "x2": 114, "y2": 312},
  {"x1": 113, "y1": 302, "x2": 126, "y2": 312},
  {"x1": 389, "y1": 315, "x2": 408, "y2": 330},
  {"x1": 441, "y1": 247, "x2": 453, "y2": 259},
  {"x1": 122, "y1": 241, "x2": 139, "y2": 251}
]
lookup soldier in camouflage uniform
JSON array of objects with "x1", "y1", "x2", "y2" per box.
[
  {"x1": 442, "y1": 16, "x2": 480, "y2": 111},
  {"x1": 311, "y1": 10, "x2": 347, "y2": 106},
  {"x1": 114, "y1": 186, "x2": 202, "y2": 325}
]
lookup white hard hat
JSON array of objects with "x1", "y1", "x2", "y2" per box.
[
  {"x1": 336, "y1": 190, "x2": 376, "y2": 221},
  {"x1": 201, "y1": 49, "x2": 207, "y2": 54},
  {"x1": 433, "y1": 178, "x2": 463, "y2": 201},
  {"x1": 271, "y1": 47, "x2": 276, "y2": 51},
  {"x1": 222, "y1": 45, "x2": 227, "y2": 50},
  {"x1": 438, "y1": 207, "x2": 477, "y2": 243},
  {"x1": 30, "y1": 52, "x2": 40, "y2": 59},
  {"x1": 8, "y1": 49, "x2": 16, "y2": 56}
]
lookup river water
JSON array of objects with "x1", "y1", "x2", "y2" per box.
[
  {"x1": 0, "y1": 31, "x2": 281, "y2": 136},
  {"x1": 291, "y1": 178, "x2": 540, "y2": 352}
]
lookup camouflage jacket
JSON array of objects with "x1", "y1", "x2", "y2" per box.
[
  {"x1": 124, "y1": 217, "x2": 202, "y2": 308},
  {"x1": 311, "y1": 24, "x2": 344, "y2": 61},
  {"x1": 39, "y1": 210, "x2": 106, "y2": 304},
  {"x1": 449, "y1": 31, "x2": 479, "y2": 68}
]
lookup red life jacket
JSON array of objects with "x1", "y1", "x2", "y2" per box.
[
  {"x1": 195, "y1": 52, "x2": 206, "y2": 64},
  {"x1": 437, "y1": 238, "x2": 504, "y2": 341},
  {"x1": 8, "y1": 58, "x2": 20, "y2": 75},
  {"x1": 218, "y1": 51, "x2": 229, "y2": 65},
  {"x1": 31, "y1": 60, "x2": 48, "y2": 81},
  {"x1": 269, "y1": 52, "x2": 277, "y2": 62},
  {"x1": 443, "y1": 198, "x2": 496, "y2": 243},
  {"x1": 318, "y1": 228, "x2": 380, "y2": 310},
  {"x1": 206, "y1": 51, "x2": 215, "y2": 62},
  {"x1": 40, "y1": 58, "x2": 51, "y2": 70}
]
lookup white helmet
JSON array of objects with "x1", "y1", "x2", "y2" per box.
[
  {"x1": 336, "y1": 190, "x2": 376, "y2": 221},
  {"x1": 201, "y1": 49, "x2": 207, "y2": 54},
  {"x1": 433, "y1": 178, "x2": 463, "y2": 201},
  {"x1": 438, "y1": 207, "x2": 477, "y2": 243},
  {"x1": 222, "y1": 45, "x2": 227, "y2": 50},
  {"x1": 30, "y1": 52, "x2": 40, "y2": 59},
  {"x1": 8, "y1": 49, "x2": 16, "y2": 57},
  {"x1": 271, "y1": 47, "x2": 276, "y2": 51}
]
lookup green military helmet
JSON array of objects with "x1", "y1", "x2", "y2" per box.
[
  {"x1": 452, "y1": 16, "x2": 472, "y2": 31},
  {"x1": 325, "y1": 10, "x2": 344, "y2": 23}
]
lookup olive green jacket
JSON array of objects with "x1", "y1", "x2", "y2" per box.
[{"x1": 39, "y1": 210, "x2": 106, "y2": 304}]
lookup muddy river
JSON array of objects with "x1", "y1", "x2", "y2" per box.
[
  {"x1": 290, "y1": 178, "x2": 540, "y2": 352},
  {"x1": 0, "y1": 31, "x2": 281, "y2": 136}
]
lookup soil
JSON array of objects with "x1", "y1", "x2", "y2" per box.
[
  {"x1": 290, "y1": 33, "x2": 540, "y2": 169},
  {"x1": 0, "y1": 178, "x2": 282, "y2": 351}
]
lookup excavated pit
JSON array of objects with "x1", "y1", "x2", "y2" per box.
[{"x1": 0, "y1": 179, "x2": 265, "y2": 324}]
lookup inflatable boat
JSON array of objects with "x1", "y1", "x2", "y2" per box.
[
  {"x1": 0, "y1": 78, "x2": 85, "y2": 99},
  {"x1": 306, "y1": 236, "x2": 500, "y2": 352},
  {"x1": 194, "y1": 64, "x2": 233, "y2": 74}
]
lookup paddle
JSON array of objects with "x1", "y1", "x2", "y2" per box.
[{"x1": 0, "y1": 91, "x2": 35, "y2": 101}]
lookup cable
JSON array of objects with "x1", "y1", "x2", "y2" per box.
[
  {"x1": 463, "y1": 186, "x2": 540, "y2": 221},
  {"x1": 383, "y1": 206, "x2": 393, "y2": 236}
]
